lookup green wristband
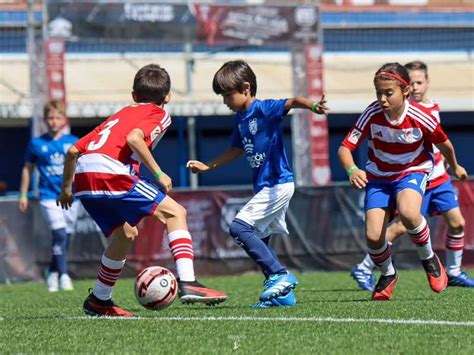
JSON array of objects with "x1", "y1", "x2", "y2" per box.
[
  {"x1": 311, "y1": 102, "x2": 318, "y2": 113},
  {"x1": 19, "y1": 192, "x2": 28, "y2": 198},
  {"x1": 153, "y1": 170, "x2": 163, "y2": 179},
  {"x1": 346, "y1": 166, "x2": 359, "y2": 176}
]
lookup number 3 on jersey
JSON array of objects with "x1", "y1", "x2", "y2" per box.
[{"x1": 87, "y1": 118, "x2": 120, "y2": 151}]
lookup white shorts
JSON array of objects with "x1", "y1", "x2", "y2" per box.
[
  {"x1": 39, "y1": 199, "x2": 79, "y2": 234},
  {"x1": 235, "y1": 182, "x2": 295, "y2": 238}
]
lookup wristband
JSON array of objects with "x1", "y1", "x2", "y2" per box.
[
  {"x1": 153, "y1": 170, "x2": 163, "y2": 179},
  {"x1": 346, "y1": 166, "x2": 359, "y2": 176},
  {"x1": 311, "y1": 102, "x2": 318, "y2": 113},
  {"x1": 19, "y1": 193, "x2": 28, "y2": 198}
]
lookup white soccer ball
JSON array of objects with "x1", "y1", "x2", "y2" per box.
[{"x1": 134, "y1": 266, "x2": 178, "y2": 310}]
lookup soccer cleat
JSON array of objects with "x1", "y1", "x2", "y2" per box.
[
  {"x1": 372, "y1": 273, "x2": 398, "y2": 301},
  {"x1": 251, "y1": 290, "x2": 296, "y2": 308},
  {"x1": 421, "y1": 254, "x2": 448, "y2": 293},
  {"x1": 178, "y1": 279, "x2": 227, "y2": 306},
  {"x1": 448, "y1": 271, "x2": 474, "y2": 288},
  {"x1": 350, "y1": 265, "x2": 376, "y2": 291},
  {"x1": 259, "y1": 272, "x2": 298, "y2": 302},
  {"x1": 59, "y1": 274, "x2": 74, "y2": 291},
  {"x1": 46, "y1": 272, "x2": 59, "y2": 293},
  {"x1": 83, "y1": 290, "x2": 133, "y2": 317}
]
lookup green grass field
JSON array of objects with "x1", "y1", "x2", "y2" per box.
[{"x1": 1, "y1": 270, "x2": 473, "y2": 354}]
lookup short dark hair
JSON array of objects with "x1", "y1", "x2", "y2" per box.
[
  {"x1": 212, "y1": 60, "x2": 257, "y2": 96},
  {"x1": 374, "y1": 62, "x2": 410, "y2": 88},
  {"x1": 44, "y1": 100, "x2": 65, "y2": 118},
  {"x1": 404, "y1": 60, "x2": 429, "y2": 79},
  {"x1": 133, "y1": 64, "x2": 171, "y2": 104}
]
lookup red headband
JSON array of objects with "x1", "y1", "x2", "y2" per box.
[{"x1": 375, "y1": 71, "x2": 409, "y2": 86}]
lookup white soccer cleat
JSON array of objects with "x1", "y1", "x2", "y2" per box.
[
  {"x1": 59, "y1": 274, "x2": 74, "y2": 291},
  {"x1": 47, "y1": 272, "x2": 59, "y2": 292}
]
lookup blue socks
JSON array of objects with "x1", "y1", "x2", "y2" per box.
[
  {"x1": 49, "y1": 228, "x2": 69, "y2": 275},
  {"x1": 229, "y1": 219, "x2": 286, "y2": 276}
]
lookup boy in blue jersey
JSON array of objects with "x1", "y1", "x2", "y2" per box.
[
  {"x1": 187, "y1": 60, "x2": 329, "y2": 307},
  {"x1": 19, "y1": 101, "x2": 79, "y2": 292}
]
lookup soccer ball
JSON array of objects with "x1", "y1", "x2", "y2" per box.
[{"x1": 134, "y1": 266, "x2": 178, "y2": 310}]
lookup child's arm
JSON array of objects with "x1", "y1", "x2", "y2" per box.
[
  {"x1": 18, "y1": 163, "x2": 34, "y2": 212},
  {"x1": 186, "y1": 147, "x2": 244, "y2": 173},
  {"x1": 338, "y1": 145, "x2": 368, "y2": 189},
  {"x1": 126, "y1": 128, "x2": 172, "y2": 192},
  {"x1": 57, "y1": 145, "x2": 80, "y2": 209},
  {"x1": 284, "y1": 95, "x2": 329, "y2": 115},
  {"x1": 436, "y1": 140, "x2": 468, "y2": 180}
]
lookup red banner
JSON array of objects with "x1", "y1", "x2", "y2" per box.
[
  {"x1": 45, "y1": 38, "x2": 66, "y2": 106},
  {"x1": 305, "y1": 44, "x2": 331, "y2": 185}
]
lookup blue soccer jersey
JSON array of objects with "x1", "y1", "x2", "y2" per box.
[
  {"x1": 230, "y1": 99, "x2": 294, "y2": 192},
  {"x1": 24, "y1": 133, "x2": 78, "y2": 200}
]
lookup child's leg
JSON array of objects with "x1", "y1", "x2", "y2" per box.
[
  {"x1": 50, "y1": 228, "x2": 69, "y2": 276},
  {"x1": 229, "y1": 219, "x2": 286, "y2": 276},
  {"x1": 366, "y1": 208, "x2": 395, "y2": 276},
  {"x1": 443, "y1": 207, "x2": 465, "y2": 277},
  {"x1": 93, "y1": 223, "x2": 137, "y2": 301},
  {"x1": 153, "y1": 197, "x2": 195, "y2": 282},
  {"x1": 397, "y1": 189, "x2": 434, "y2": 260}
]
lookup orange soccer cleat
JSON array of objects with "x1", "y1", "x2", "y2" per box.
[
  {"x1": 83, "y1": 290, "x2": 134, "y2": 317},
  {"x1": 178, "y1": 279, "x2": 228, "y2": 306},
  {"x1": 421, "y1": 253, "x2": 448, "y2": 293},
  {"x1": 372, "y1": 272, "x2": 398, "y2": 301}
]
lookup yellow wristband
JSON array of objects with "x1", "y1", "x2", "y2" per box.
[
  {"x1": 153, "y1": 171, "x2": 163, "y2": 179},
  {"x1": 347, "y1": 166, "x2": 359, "y2": 176}
]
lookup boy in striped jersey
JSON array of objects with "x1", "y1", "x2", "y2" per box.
[
  {"x1": 338, "y1": 62, "x2": 467, "y2": 301},
  {"x1": 57, "y1": 64, "x2": 227, "y2": 317},
  {"x1": 351, "y1": 61, "x2": 473, "y2": 291}
]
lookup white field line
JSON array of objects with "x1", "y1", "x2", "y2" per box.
[{"x1": 5, "y1": 316, "x2": 473, "y2": 327}]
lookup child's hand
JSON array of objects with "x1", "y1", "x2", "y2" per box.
[
  {"x1": 157, "y1": 172, "x2": 172, "y2": 193},
  {"x1": 186, "y1": 160, "x2": 210, "y2": 173},
  {"x1": 314, "y1": 94, "x2": 329, "y2": 115},
  {"x1": 19, "y1": 196, "x2": 28, "y2": 212},
  {"x1": 349, "y1": 169, "x2": 368, "y2": 189},
  {"x1": 453, "y1": 165, "x2": 468, "y2": 181},
  {"x1": 57, "y1": 190, "x2": 74, "y2": 210}
]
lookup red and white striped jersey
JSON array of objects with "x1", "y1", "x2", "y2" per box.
[
  {"x1": 417, "y1": 100, "x2": 450, "y2": 190},
  {"x1": 73, "y1": 103, "x2": 171, "y2": 198},
  {"x1": 342, "y1": 99, "x2": 448, "y2": 181}
]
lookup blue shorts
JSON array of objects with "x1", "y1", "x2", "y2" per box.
[
  {"x1": 422, "y1": 180, "x2": 459, "y2": 216},
  {"x1": 81, "y1": 180, "x2": 166, "y2": 237},
  {"x1": 365, "y1": 173, "x2": 428, "y2": 211}
]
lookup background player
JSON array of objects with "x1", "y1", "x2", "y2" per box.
[
  {"x1": 19, "y1": 100, "x2": 79, "y2": 292},
  {"x1": 57, "y1": 64, "x2": 227, "y2": 317},
  {"x1": 338, "y1": 62, "x2": 467, "y2": 301},
  {"x1": 351, "y1": 61, "x2": 473, "y2": 290},
  {"x1": 187, "y1": 60, "x2": 329, "y2": 308}
]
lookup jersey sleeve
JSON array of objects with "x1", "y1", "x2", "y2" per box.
[
  {"x1": 230, "y1": 122, "x2": 243, "y2": 149},
  {"x1": 425, "y1": 121, "x2": 448, "y2": 145},
  {"x1": 260, "y1": 99, "x2": 288, "y2": 122},
  {"x1": 341, "y1": 105, "x2": 373, "y2": 151},
  {"x1": 24, "y1": 140, "x2": 36, "y2": 163},
  {"x1": 136, "y1": 111, "x2": 171, "y2": 144}
]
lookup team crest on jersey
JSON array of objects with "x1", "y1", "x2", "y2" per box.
[
  {"x1": 348, "y1": 129, "x2": 361, "y2": 144},
  {"x1": 249, "y1": 118, "x2": 258, "y2": 135},
  {"x1": 405, "y1": 128, "x2": 414, "y2": 143}
]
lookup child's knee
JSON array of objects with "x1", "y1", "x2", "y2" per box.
[
  {"x1": 124, "y1": 226, "x2": 139, "y2": 241},
  {"x1": 229, "y1": 219, "x2": 252, "y2": 244}
]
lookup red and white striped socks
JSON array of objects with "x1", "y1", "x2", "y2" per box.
[
  {"x1": 167, "y1": 230, "x2": 195, "y2": 282},
  {"x1": 368, "y1": 241, "x2": 395, "y2": 276},
  {"x1": 406, "y1": 217, "x2": 434, "y2": 260},
  {"x1": 445, "y1": 232, "x2": 464, "y2": 276},
  {"x1": 93, "y1": 255, "x2": 125, "y2": 301}
]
